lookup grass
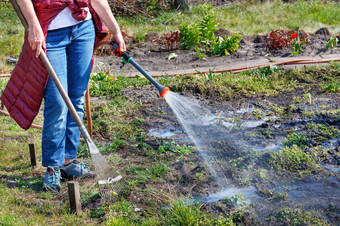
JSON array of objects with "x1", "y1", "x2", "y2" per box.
[
  {"x1": 1, "y1": 0, "x2": 340, "y2": 222},
  {"x1": 1, "y1": 0, "x2": 339, "y2": 72},
  {"x1": 0, "y1": 64, "x2": 339, "y2": 224},
  {"x1": 117, "y1": 0, "x2": 340, "y2": 40},
  {"x1": 156, "y1": 65, "x2": 339, "y2": 98},
  {"x1": 0, "y1": 3, "x2": 24, "y2": 74}
]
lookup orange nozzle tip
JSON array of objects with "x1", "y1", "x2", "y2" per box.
[{"x1": 160, "y1": 87, "x2": 170, "y2": 98}]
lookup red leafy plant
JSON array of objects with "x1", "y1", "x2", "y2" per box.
[
  {"x1": 153, "y1": 31, "x2": 180, "y2": 51},
  {"x1": 265, "y1": 29, "x2": 308, "y2": 51}
]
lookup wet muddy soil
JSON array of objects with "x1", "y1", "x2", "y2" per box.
[
  {"x1": 106, "y1": 74, "x2": 340, "y2": 224},
  {"x1": 89, "y1": 24, "x2": 340, "y2": 224}
]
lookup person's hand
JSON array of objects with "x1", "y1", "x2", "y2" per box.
[
  {"x1": 112, "y1": 31, "x2": 126, "y2": 53},
  {"x1": 28, "y1": 24, "x2": 45, "y2": 58}
]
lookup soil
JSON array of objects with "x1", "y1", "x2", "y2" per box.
[
  {"x1": 88, "y1": 26, "x2": 340, "y2": 224},
  {"x1": 93, "y1": 27, "x2": 340, "y2": 76},
  {"x1": 87, "y1": 67, "x2": 340, "y2": 225}
]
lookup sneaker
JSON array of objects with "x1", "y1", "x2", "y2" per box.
[
  {"x1": 60, "y1": 160, "x2": 97, "y2": 180},
  {"x1": 42, "y1": 167, "x2": 61, "y2": 192}
]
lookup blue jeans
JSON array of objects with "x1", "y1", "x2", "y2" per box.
[{"x1": 42, "y1": 20, "x2": 95, "y2": 167}]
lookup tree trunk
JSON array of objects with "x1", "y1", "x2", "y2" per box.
[{"x1": 174, "y1": 0, "x2": 191, "y2": 11}]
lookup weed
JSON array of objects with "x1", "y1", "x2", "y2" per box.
[
  {"x1": 249, "y1": 65, "x2": 278, "y2": 81},
  {"x1": 256, "y1": 185, "x2": 288, "y2": 201},
  {"x1": 270, "y1": 145, "x2": 318, "y2": 174},
  {"x1": 157, "y1": 141, "x2": 193, "y2": 156},
  {"x1": 251, "y1": 109, "x2": 263, "y2": 119},
  {"x1": 303, "y1": 93, "x2": 312, "y2": 105},
  {"x1": 326, "y1": 37, "x2": 338, "y2": 50},
  {"x1": 307, "y1": 123, "x2": 340, "y2": 140},
  {"x1": 292, "y1": 96, "x2": 301, "y2": 103},
  {"x1": 194, "y1": 172, "x2": 205, "y2": 181},
  {"x1": 165, "y1": 197, "x2": 233, "y2": 225},
  {"x1": 150, "y1": 162, "x2": 170, "y2": 178},
  {"x1": 267, "y1": 207, "x2": 328, "y2": 225},
  {"x1": 103, "y1": 138, "x2": 128, "y2": 154},
  {"x1": 196, "y1": 68, "x2": 215, "y2": 81},
  {"x1": 89, "y1": 74, "x2": 149, "y2": 98},
  {"x1": 133, "y1": 118, "x2": 145, "y2": 126},
  {"x1": 286, "y1": 132, "x2": 308, "y2": 148},
  {"x1": 137, "y1": 142, "x2": 152, "y2": 151},
  {"x1": 126, "y1": 162, "x2": 169, "y2": 185},
  {"x1": 105, "y1": 199, "x2": 147, "y2": 225},
  {"x1": 329, "y1": 61, "x2": 340, "y2": 69},
  {"x1": 223, "y1": 194, "x2": 247, "y2": 208},
  {"x1": 77, "y1": 141, "x2": 91, "y2": 158},
  {"x1": 323, "y1": 81, "x2": 340, "y2": 93}
]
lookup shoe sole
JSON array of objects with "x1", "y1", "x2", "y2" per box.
[{"x1": 60, "y1": 172, "x2": 98, "y2": 181}]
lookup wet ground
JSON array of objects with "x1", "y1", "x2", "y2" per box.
[{"x1": 117, "y1": 76, "x2": 340, "y2": 224}]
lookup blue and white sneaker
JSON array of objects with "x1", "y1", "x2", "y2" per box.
[
  {"x1": 42, "y1": 167, "x2": 61, "y2": 192},
  {"x1": 60, "y1": 160, "x2": 97, "y2": 180}
]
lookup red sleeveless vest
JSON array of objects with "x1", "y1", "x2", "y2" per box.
[{"x1": 1, "y1": 0, "x2": 107, "y2": 129}]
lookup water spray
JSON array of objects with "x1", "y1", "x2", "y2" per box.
[{"x1": 110, "y1": 42, "x2": 170, "y2": 98}]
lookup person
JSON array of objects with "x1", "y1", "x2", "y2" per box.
[{"x1": 15, "y1": 0, "x2": 126, "y2": 192}]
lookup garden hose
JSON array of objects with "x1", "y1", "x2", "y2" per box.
[{"x1": 109, "y1": 41, "x2": 171, "y2": 98}]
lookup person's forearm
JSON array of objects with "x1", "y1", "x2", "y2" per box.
[
  {"x1": 17, "y1": 0, "x2": 45, "y2": 57},
  {"x1": 17, "y1": 0, "x2": 40, "y2": 31},
  {"x1": 90, "y1": 0, "x2": 121, "y2": 35}
]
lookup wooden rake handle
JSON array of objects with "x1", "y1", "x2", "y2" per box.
[{"x1": 10, "y1": 0, "x2": 92, "y2": 132}]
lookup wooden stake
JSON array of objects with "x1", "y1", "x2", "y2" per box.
[
  {"x1": 1, "y1": 89, "x2": 3, "y2": 110},
  {"x1": 68, "y1": 181, "x2": 82, "y2": 215},
  {"x1": 28, "y1": 143, "x2": 37, "y2": 167}
]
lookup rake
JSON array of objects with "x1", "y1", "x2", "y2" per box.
[{"x1": 9, "y1": 0, "x2": 118, "y2": 181}]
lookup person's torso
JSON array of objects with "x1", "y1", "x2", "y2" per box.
[{"x1": 48, "y1": 7, "x2": 92, "y2": 30}]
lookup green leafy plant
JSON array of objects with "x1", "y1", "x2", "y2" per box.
[
  {"x1": 270, "y1": 145, "x2": 318, "y2": 174},
  {"x1": 199, "y1": 14, "x2": 218, "y2": 52},
  {"x1": 179, "y1": 14, "x2": 242, "y2": 58},
  {"x1": 212, "y1": 34, "x2": 242, "y2": 56},
  {"x1": 326, "y1": 37, "x2": 338, "y2": 50},
  {"x1": 179, "y1": 23, "x2": 201, "y2": 50},
  {"x1": 286, "y1": 132, "x2": 308, "y2": 148},
  {"x1": 303, "y1": 93, "x2": 312, "y2": 105},
  {"x1": 250, "y1": 65, "x2": 278, "y2": 81},
  {"x1": 290, "y1": 30, "x2": 306, "y2": 56},
  {"x1": 157, "y1": 141, "x2": 193, "y2": 156},
  {"x1": 323, "y1": 81, "x2": 340, "y2": 93},
  {"x1": 223, "y1": 193, "x2": 247, "y2": 208},
  {"x1": 196, "y1": 68, "x2": 215, "y2": 80}
]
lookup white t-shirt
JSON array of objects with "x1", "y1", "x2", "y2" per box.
[{"x1": 48, "y1": 7, "x2": 92, "y2": 30}]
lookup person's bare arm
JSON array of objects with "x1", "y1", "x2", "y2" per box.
[
  {"x1": 17, "y1": 0, "x2": 45, "y2": 57},
  {"x1": 90, "y1": 0, "x2": 126, "y2": 52}
]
